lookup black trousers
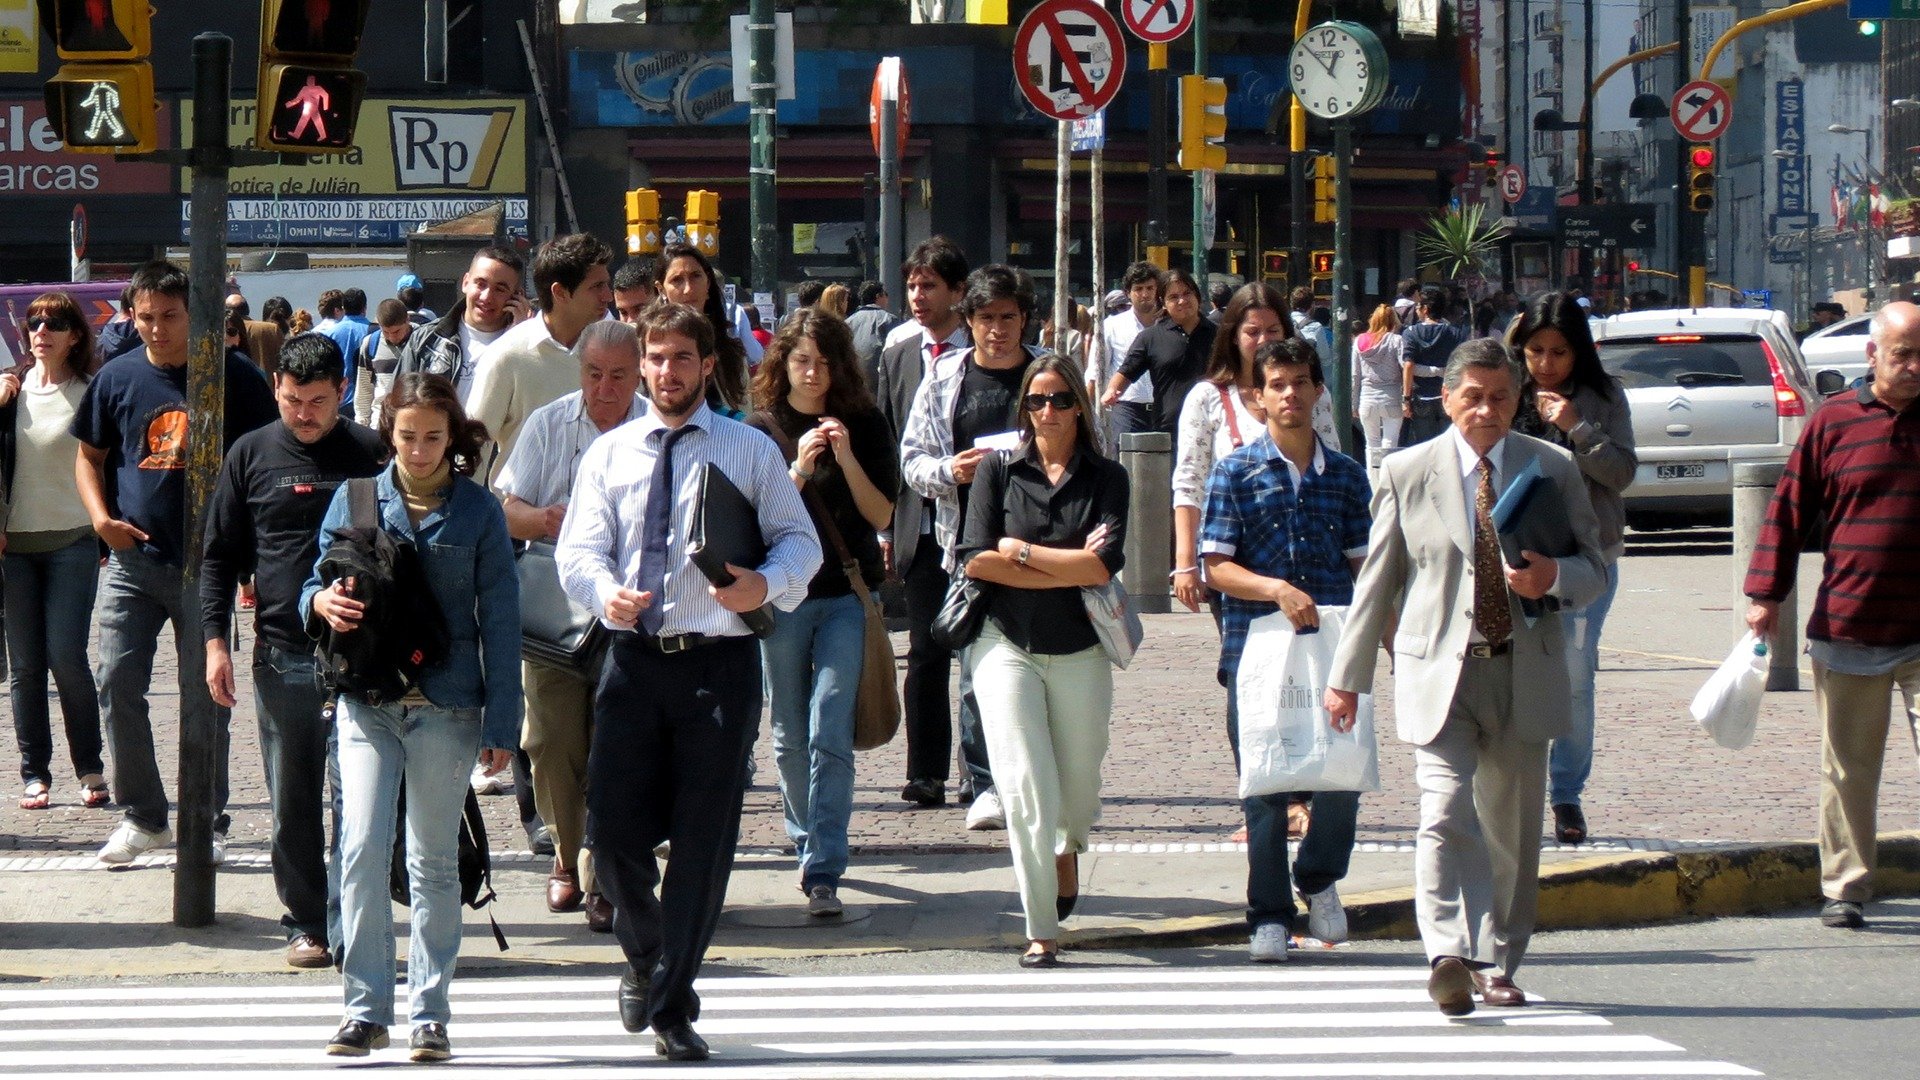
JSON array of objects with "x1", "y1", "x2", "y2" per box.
[
  {"x1": 588, "y1": 633, "x2": 760, "y2": 1030},
  {"x1": 901, "y1": 543, "x2": 954, "y2": 783}
]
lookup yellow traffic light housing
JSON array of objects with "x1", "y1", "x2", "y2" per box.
[
  {"x1": 1310, "y1": 250, "x2": 1335, "y2": 278},
  {"x1": 1177, "y1": 74, "x2": 1228, "y2": 172},
  {"x1": 257, "y1": 0, "x2": 371, "y2": 154},
  {"x1": 44, "y1": 62, "x2": 156, "y2": 153},
  {"x1": 626, "y1": 188, "x2": 662, "y2": 256},
  {"x1": 685, "y1": 190, "x2": 721, "y2": 257},
  {"x1": 1687, "y1": 144, "x2": 1716, "y2": 214},
  {"x1": 1260, "y1": 249, "x2": 1291, "y2": 289},
  {"x1": 51, "y1": 0, "x2": 150, "y2": 60},
  {"x1": 1312, "y1": 154, "x2": 1336, "y2": 224}
]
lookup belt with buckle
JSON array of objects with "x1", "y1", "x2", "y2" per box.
[
  {"x1": 1466, "y1": 641, "x2": 1512, "y2": 659},
  {"x1": 641, "y1": 632, "x2": 734, "y2": 654}
]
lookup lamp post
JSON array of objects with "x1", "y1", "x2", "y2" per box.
[
  {"x1": 1829, "y1": 122, "x2": 1878, "y2": 303},
  {"x1": 1533, "y1": 108, "x2": 1586, "y2": 286},
  {"x1": 1770, "y1": 148, "x2": 1815, "y2": 325}
]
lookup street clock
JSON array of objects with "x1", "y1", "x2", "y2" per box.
[{"x1": 1288, "y1": 21, "x2": 1390, "y2": 120}]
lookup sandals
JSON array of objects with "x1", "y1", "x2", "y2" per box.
[
  {"x1": 80, "y1": 775, "x2": 111, "y2": 809},
  {"x1": 1552, "y1": 803, "x2": 1587, "y2": 845},
  {"x1": 19, "y1": 781, "x2": 51, "y2": 810}
]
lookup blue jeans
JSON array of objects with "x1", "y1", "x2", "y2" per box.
[
  {"x1": 1226, "y1": 680, "x2": 1359, "y2": 930},
  {"x1": 5, "y1": 537, "x2": 103, "y2": 787},
  {"x1": 96, "y1": 547, "x2": 230, "y2": 834},
  {"x1": 252, "y1": 645, "x2": 336, "y2": 944},
  {"x1": 1549, "y1": 561, "x2": 1620, "y2": 808},
  {"x1": 762, "y1": 593, "x2": 865, "y2": 889},
  {"x1": 335, "y1": 698, "x2": 481, "y2": 1027}
]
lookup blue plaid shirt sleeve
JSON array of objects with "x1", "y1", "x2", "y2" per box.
[
  {"x1": 1339, "y1": 458, "x2": 1373, "y2": 560},
  {"x1": 1199, "y1": 457, "x2": 1242, "y2": 560}
]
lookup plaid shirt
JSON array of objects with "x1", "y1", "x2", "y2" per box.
[{"x1": 1200, "y1": 434, "x2": 1372, "y2": 679}]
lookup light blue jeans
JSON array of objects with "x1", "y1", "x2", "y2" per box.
[
  {"x1": 761, "y1": 592, "x2": 866, "y2": 890},
  {"x1": 335, "y1": 698, "x2": 481, "y2": 1028},
  {"x1": 1549, "y1": 561, "x2": 1620, "y2": 808}
]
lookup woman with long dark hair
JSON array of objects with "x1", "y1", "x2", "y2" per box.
[
  {"x1": 653, "y1": 243, "x2": 751, "y2": 412},
  {"x1": 1506, "y1": 291, "x2": 1637, "y2": 845},
  {"x1": 958, "y1": 354, "x2": 1129, "y2": 967},
  {"x1": 747, "y1": 310, "x2": 897, "y2": 916},
  {"x1": 302, "y1": 373, "x2": 520, "y2": 1061},
  {"x1": 1170, "y1": 282, "x2": 1290, "y2": 613},
  {"x1": 3, "y1": 291, "x2": 107, "y2": 810}
]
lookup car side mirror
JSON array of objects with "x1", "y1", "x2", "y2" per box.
[{"x1": 1815, "y1": 369, "x2": 1847, "y2": 397}]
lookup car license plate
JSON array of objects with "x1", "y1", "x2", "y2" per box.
[{"x1": 1656, "y1": 462, "x2": 1707, "y2": 480}]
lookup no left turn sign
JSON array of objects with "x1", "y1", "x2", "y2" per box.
[
  {"x1": 1671, "y1": 80, "x2": 1733, "y2": 143},
  {"x1": 1013, "y1": 0, "x2": 1127, "y2": 121},
  {"x1": 1122, "y1": 0, "x2": 1194, "y2": 43}
]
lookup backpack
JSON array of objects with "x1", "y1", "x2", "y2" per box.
[
  {"x1": 389, "y1": 784, "x2": 509, "y2": 951},
  {"x1": 312, "y1": 478, "x2": 451, "y2": 706}
]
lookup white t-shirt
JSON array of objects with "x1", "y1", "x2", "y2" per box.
[
  {"x1": 1103, "y1": 310, "x2": 1154, "y2": 404},
  {"x1": 455, "y1": 321, "x2": 506, "y2": 402}
]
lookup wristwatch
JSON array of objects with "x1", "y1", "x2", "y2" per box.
[{"x1": 1016, "y1": 542, "x2": 1032, "y2": 565}]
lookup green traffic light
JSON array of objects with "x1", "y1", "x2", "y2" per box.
[{"x1": 1860, "y1": 19, "x2": 1880, "y2": 36}]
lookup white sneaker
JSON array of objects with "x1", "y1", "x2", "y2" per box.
[
  {"x1": 1303, "y1": 883, "x2": 1348, "y2": 944},
  {"x1": 471, "y1": 763, "x2": 512, "y2": 796},
  {"x1": 211, "y1": 830, "x2": 228, "y2": 866},
  {"x1": 965, "y1": 789, "x2": 1006, "y2": 831},
  {"x1": 98, "y1": 821, "x2": 172, "y2": 865},
  {"x1": 1249, "y1": 923, "x2": 1290, "y2": 962}
]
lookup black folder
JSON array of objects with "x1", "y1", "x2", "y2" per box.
[{"x1": 687, "y1": 462, "x2": 775, "y2": 637}]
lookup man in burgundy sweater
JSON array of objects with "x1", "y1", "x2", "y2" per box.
[{"x1": 1746, "y1": 301, "x2": 1920, "y2": 931}]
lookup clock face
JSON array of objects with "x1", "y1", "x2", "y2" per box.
[{"x1": 1289, "y1": 21, "x2": 1390, "y2": 120}]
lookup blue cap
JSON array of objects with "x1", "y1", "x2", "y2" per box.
[{"x1": 396, "y1": 273, "x2": 424, "y2": 291}]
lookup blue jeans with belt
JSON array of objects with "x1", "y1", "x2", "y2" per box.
[
  {"x1": 1226, "y1": 679, "x2": 1360, "y2": 931},
  {"x1": 1549, "y1": 560, "x2": 1620, "y2": 808},
  {"x1": 762, "y1": 592, "x2": 865, "y2": 890},
  {"x1": 5, "y1": 536, "x2": 103, "y2": 787}
]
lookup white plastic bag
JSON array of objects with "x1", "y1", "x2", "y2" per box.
[
  {"x1": 1690, "y1": 632, "x2": 1769, "y2": 750},
  {"x1": 1235, "y1": 607, "x2": 1380, "y2": 797}
]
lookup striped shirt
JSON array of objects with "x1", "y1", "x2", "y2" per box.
[
  {"x1": 556, "y1": 401, "x2": 822, "y2": 638},
  {"x1": 1745, "y1": 385, "x2": 1920, "y2": 647}
]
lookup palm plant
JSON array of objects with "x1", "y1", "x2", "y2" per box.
[{"x1": 1415, "y1": 205, "x2": 1511, "y2": 322}]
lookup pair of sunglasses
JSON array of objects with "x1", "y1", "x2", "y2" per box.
[
  {"x1": 26, "y1": 316, "x2": 74, "y2": 333},
  {"x1": 1023, "y1": 391, "x2": 1078, "y2": 412}
]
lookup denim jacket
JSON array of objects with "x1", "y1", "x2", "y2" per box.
[{"x1": 299, "y1": 465, "x2": 523, "y2": 749}]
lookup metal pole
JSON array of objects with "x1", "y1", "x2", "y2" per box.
[
  {"x1": 1090, "y1": 136, "x2": 1107, "y2": 431},
  {"x1": 1146, "y1": 45, "x2": 1169, "y2": 267},
  {"x1": 1578, "y1": 0, "x2": 1595, "y2": 290},
  {"x1": 1119, "y1": 431, "x2": 1173, "y2": 614},
  {"x1": 879, "y1": 64, "x2": 902, "y2": 318},
  {"x1": 1732, "y1": 462, "x2": 1799, "y2": 691},
  {"x1": 1054, "y1": 120, "x2": 1072, "y2": 335},
  {"x1": 1330, "y1": 119, "x2": 1355, "y2": 458},
  {"x1": 1289, "y1": 0, "x2": 1312, "y2": 293},
  {"x1": 748, "y1": 0, "x2": 778, "y2": 299},
  {"x1": 178, "y1": 31, "x2": 231, "y2": 929},
  {"x1": 1189, "y1": 0, "x2": 1209, "y2": 282}
]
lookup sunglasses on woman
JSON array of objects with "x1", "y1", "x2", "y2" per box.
[
  {"x1": 1023, "y1": 391, "x2": 1078, "y2": 412},
  {"x1": 26, "y1": 316, "x2": 74, "y2": 333}
]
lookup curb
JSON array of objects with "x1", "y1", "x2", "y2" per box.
[{"x1": 1066, "y1": 831, "x2": 1920, "y2": 951}]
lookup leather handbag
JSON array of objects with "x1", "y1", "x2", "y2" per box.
[
  {"x1": 930, "y1": 573, "x2": 990, "y2": 651},
  {"x1": 517, "y1": 540, "x2": 609, "y2": 677}
]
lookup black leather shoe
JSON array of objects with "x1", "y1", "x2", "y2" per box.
[
  {"x1": 900, "y1": 778, "x2": 946, "y2": 807},
  {"x1": 617, "y1": 970, "x2": 650, "y2": 1034},
  {"x1": 654, "y1": 1022, "x2": 710, "y2": 1061},
  {"x1": 408, "y1": 1022, "x2": 452, "y2": 1061},
  {"x1": 325, "y1": 1019, "x2": 390, "y2": 1056}
]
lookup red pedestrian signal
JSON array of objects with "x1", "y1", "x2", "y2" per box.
[
  {"x1": 257, "y1": 65, "x2": 365, "y2": 152},
  {"x1": 1310, "y1": 250, "x2": 1335, "y2": 277},
  {"x1": 51, "y1": 0, "x2": 150, "y2": 60},
  {"x1": 261, "y1": 0, "x2": 370, "y2": 56}
]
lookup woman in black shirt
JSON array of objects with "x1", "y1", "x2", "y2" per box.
[
  {"x1": 749, "y1": 310, "x2": 898, "y2": 916},
  {"x1": 957, "y1": 355, "x2": 1129, "y2": 967}
]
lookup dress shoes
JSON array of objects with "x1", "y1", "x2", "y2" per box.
[
  {"x1": 654, "y1": 1022, "x2": 710, "y2": 1061},
  {"x1": 584, "y1": 892, "x2": 614, "y2": 933},
  {"x1": 1472, "y1": 970, "x2": 1528, "y2": 1007},
  {"x1": 546, "y1": 864, "x2": 584, "y2": 913},
  {"x1": 617, "y1": 970, "x2": 650, "y2": 1034},
  {"x1": 1427, "y1": 956, "x2": 1476, "y2": 1016}
]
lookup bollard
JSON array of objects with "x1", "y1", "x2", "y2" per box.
[
  {"x1": 1732, "y1": 462, "x2": 1799, "y2": 692},
  {"x1": 1120, "y1": 431, "x2": 1173, "y2": 615}
]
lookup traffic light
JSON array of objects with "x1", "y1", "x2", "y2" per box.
[
  {"x1": 626, "y1": 188, "x2": 662, "y2": 256},
  {"x1": 1687, "y1": 144, "x2": 1716, "y2": 213},
  {"x1": 1261, "y1": 249, "x2": 1291, "y2": 288},
  {"x1": 1482, "y1": 148, "x2": 1502, "y2": 187},
  {"x1": 1310, "y1": 250, "x2": 1335, "y2": 278},
  {"x1": 1177, "y1": 74, "x2": 1227, "y2": 172},
  {"x1": 1312, "y1": 154, "x2": 1335, "y2": 224},
  {"x1": 1860, "y1": 19, "x2": 1880, "y2": 35},
  {"x1": 44, "y1": 0, "x2": 154, "y2": 153},
  {"x1": 1627, "y1": 260, "x2": 1641, "y2": 272},
  {"x1": 257, "y1": 0, "x2": 371, "y2": 154},
  {"x1": 685, "y1": 190, "x2": 721, "y2": 257}
]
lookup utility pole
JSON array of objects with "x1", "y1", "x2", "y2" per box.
[
  {"x1": 877, "y1": 58, "x2": 904, "y2": 315},
  {"x1": 1674, "y1": 0, "x2": 1698, "y2": 304},
  {"x1": 1331, "y1": 118, "x2": 1356, "y2": 458},
  {"x1": 1189, "y1": 0, "x2": 1208, "y2": 282},
  {"x1": 747, "y1": 0, "x2": 777, "y2": 299},
  {"x1": 1146, "y1": 44, "x2": 1170, "y2": 267}
]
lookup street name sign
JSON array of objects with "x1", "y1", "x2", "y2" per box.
[{"x1": 1559, "y1": 204, "x2": 1658, "y2": 250}]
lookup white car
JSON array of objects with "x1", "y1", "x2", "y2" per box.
[
  {"x1": 1799, "y1": 313, "x2": 1872, "y2": 386},
  {"x1": 1588, "y1": 309, "x2": 1818, "y2": 527}
]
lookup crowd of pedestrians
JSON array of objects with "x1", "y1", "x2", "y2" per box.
[{"x1": 15, "y1": 225, "x2": 1920, "y2": 1059}]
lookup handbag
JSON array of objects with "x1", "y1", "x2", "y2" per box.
[
  {"x1": 1233, "y1": 607, "x2": 1380, "y2": 796},
  {"x1": 517, "y1": 540, "x2": 609, "y2": 677},
  {"x1": 931, "y1": 573, "x2": 990, "y2": 651},
  {"x1": 1082, "y1": 576, "x2": 1144, "y2": 669}
]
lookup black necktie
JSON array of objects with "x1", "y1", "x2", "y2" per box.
[{"x1": 637, "y1": 425, "x2": 691, "y2": 637}]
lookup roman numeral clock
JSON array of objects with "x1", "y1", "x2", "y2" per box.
[{"x1": 1288, "y1": 21, "x2": 1390, "y2": 121}]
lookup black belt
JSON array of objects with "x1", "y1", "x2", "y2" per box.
[
  {"x1": 1466, "y1": 641, "x2": 1512, "y2": 659},
  {"x1": 635, "y1": 631, "x2": 739, "y2": 654}
]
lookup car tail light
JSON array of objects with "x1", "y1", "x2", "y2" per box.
[
  {"x1": 1654, "y1": 334, "x2": 1704, "y2": 343},
  {"x1": 1760, "y1": 339, "x2": 1804, "y2": 417}
]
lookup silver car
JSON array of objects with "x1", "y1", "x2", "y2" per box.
[
  {"x1": 1589, "y1": 309, "x2": 1816, "y2": 526},
  {"x1": 1800, "y1": 313, "x2": 1872, "y2": 386}
]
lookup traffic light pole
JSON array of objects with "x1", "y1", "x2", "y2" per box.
[
  {"x1": 1146, "y1": 45, "x2": 1169, "y2": 268},
  {"x1": 1189, "y1": 0, "x2": 1208, "y2": 283},
  {"x1": 1330, "y1": 118, "x2": 1355, "y2": 458},
  {"x1": 747, "y1": 0, "x2": 777, "y2": 301}
]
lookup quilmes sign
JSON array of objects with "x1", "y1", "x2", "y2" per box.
[{"x1": 1775, "y1": 79, "x2": 1806, "y2": 217}]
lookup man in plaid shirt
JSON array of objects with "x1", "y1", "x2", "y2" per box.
[{"x1": 1200, "y1": 337, "x2": 1372, "y2": 964}]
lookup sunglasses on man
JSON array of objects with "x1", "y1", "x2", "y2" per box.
[{"x1": 1022, "y1": 391, "x2": 1078, "y2": 413}]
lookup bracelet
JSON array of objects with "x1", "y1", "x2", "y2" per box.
[
  {"x1": 790, "y1": 464, "x2": 815, "y2": 482},
  {"x1": 1170, "y1": 566, "x2": 1200, "y2": 578}
]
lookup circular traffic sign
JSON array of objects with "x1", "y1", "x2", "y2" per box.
[
  {"x1": 869, "y1": 57, "x2": 911, "y2": 157},
  {"x1": 70, "y1": 203, "x2": 87, "y2": 261},
  {"x1": 1122, "y1": 0, "x2": 1194, "y2": 44},
  {"x1": 1671, "y1": 80, "x2": 1733, "y2": 143},
  {"x1": 1498, "y1": 164, "x2": 1526, "y2": 205},
  {"x1": 1013, "y1": 0, "x2": 1127, "y2": 121}
]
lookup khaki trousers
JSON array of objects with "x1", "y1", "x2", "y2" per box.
[
  {"x1": 1813, "y1": 656, "x2": 1920, "y2": 902},
  {"x1": 522, "y1": 661, "x2": 595, "y2": 893},
  {"x1": 1412, "y1": 653, "x2": 1549, "y2": 977}
]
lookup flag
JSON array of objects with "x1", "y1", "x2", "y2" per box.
[
  {"x1": 1871, "y1": 183, "x2": 1887, "y2": 229},
  {"x1": 1832, "y1": 185, "x2": 1848, "y2": 230}
]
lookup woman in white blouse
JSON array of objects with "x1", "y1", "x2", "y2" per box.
[{"x1": 1169, "y1": 283, "x2": 1292, "y2": 613}]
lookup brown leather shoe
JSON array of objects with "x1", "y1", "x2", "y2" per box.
[
  {"x1": 1473, "y1": 970, "x2": 1528, "y2": 1007},
  {"x1": 1428, "y1": 956, "x2": 1475, "y2": 1016},
  {"x1": 584, "y1": 891, "x2": 614, "y2": 933},
  {"x1": 546, "y1": 863, "x2": 584, "y2": 913},
  {"x1": 286, "y1": 933, "x2": 333, "y2": 969}
]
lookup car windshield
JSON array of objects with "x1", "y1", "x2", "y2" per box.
[{"x1": 1596, "y1": 335, "x2": 1772, "y2": 390}]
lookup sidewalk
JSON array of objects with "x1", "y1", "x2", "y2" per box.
[{"x1": 3, "y1": 539, "x2": 1917, "y2": 978}]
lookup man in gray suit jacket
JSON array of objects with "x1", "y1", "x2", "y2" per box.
[{"x1": 1325, "y1": 339, "x2": 1606, "y2": 1017}]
